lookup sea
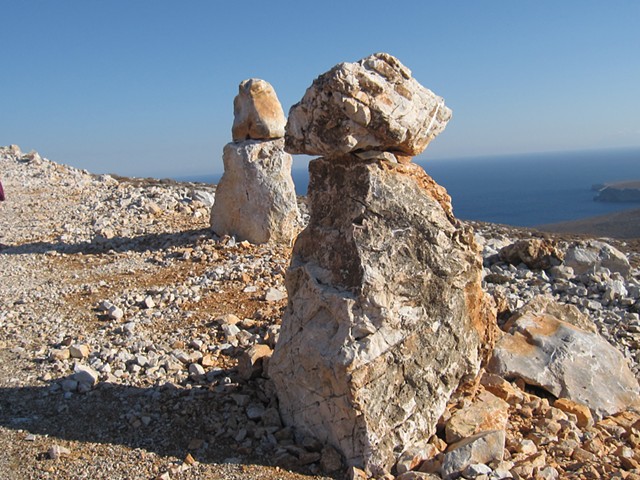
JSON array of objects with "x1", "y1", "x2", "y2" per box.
[{"x1": 180, "y1": 147, "x2": 640, "y2": 227}]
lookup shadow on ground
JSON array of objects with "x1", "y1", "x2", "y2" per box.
[
  {"x1": 0, "y1": 228, "x2": 215, "y2": 256},
  {"x1": 0, "y1": 375, "x2": 326, "y2": 476}
]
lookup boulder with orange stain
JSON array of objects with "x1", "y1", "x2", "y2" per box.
[
  {"x1": 232, "y1": 78, "x2": 286, "y2": 141},
  {"x1": 271, "y1": 155, "x2": 496, "y2": 475},
  {"x1": 285, "y1": 53, "x2": 452, "y2": 157},
  {"x1": 271, "y1": 53, "x2": 496, "y2": 475}
]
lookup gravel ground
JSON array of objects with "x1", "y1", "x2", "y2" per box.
[
  {"x1": 0, "y1": 147, "x2": 333, "y2": 480},
  {"x1": 2, "y1": 146, "x2": 640, "y2": 480}
]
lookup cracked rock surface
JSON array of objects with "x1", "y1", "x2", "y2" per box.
[{"x1": 270, "y1": 157, "x2": 495, "y2": 475}]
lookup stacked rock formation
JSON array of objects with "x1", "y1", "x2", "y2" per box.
[
  {"x1": 210, "y1": 78, "x2": 299, "y2": 244},
  {"x1": 270, "y1": 53, "x2": 496, "y2": 476}
]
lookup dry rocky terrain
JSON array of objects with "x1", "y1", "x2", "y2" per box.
[
  {"x1": 1, "y1": 146, "x2": 640, "y2": 479},
  {"x1": 538, "y1": 209, "x2": 640, "y2": 239}
]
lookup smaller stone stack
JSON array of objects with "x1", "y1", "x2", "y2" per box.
[
  {"x1": 270, "y1": 53, "x2": 496, "y2": 476},
  {"x1": 210, "y1": 79, "x2": 299, "y2": 244}
]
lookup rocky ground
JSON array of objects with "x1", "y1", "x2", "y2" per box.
[{"x1": 1, "y1": 146, "x2": 639, "y2": 479}]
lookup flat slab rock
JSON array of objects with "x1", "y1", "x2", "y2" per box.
[
  {"x1": 270, "y1": 157, "x2": 494, "y2": 475},
  {"x1": 488, "y1": 311, "x2": 640, "y2": 419},
  {"x1": 508, "y1": 295, "x2": 597, "y2": 334},
  {"x1": 285, "y1": 52, "x2": 452, "y2": 157}
]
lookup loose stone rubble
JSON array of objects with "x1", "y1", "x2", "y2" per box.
[
  {"x1": 271, "y1": 54, "x2": 494, "y2": 476},
  {"x1": 210, "y1": 78, "x2": 300, "y2": 244},
  {"x1": 479, "y1": 226, "x2": 640, "y2": 379},
  {"x1": 0, "y1": 146, "x2": 323, "y2": 480},
  {"x1": 2, "y1": 140, "x2": 640, "y2": 478}
]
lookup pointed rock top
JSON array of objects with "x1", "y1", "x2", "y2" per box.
[{"x1": 232, "y1": 78, "x2": 286, "y2": 142}]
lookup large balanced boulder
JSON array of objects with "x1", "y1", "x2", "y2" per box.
[
  {"x1": 232, "y1": 78, "x2": 286, "y2": 141},
  {"x1": 488, "y1": 310, "x2": 640, "y2": 419},
  {"x1": 285, "y1": 53, "x2": 452, "y2": 157},
  {"x1": 270, "y1": 157, "x2": 495, "y2": 475},
  {"x1": 210, "y1": 139, "x2": 299, "y2": 244}
]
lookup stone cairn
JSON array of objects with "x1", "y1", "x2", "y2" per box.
[
  {"x1": 210, "y1": 78, "x2": 300, "y2": 244},
  {"x1": 270, "y1": 53, "x2": 496, "y2": 476}
]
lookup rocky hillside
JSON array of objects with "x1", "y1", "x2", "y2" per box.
[
  {"x1": 538, "y1": 208, "x2": 640, "y2": 239},
  {"x1": 594, "y1": 181, "x2": 640, "y2": 203},
  {"x1": 1, "y1": 146, "x2": 640, "y2": 479}
]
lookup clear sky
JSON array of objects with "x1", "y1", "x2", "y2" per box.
[{"x1": 2, "y1": 1, "x2": 639, "y2": 178}]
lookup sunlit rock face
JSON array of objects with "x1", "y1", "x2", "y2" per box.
[
  {"x1": 285, "y1": 52, "x2": 452, "y2": 157},
  {"x1": 210, "y1": 138, "x2": 299, "y2": 244},
  {"x1": 271, "y1": 53, "x2": 495, "y2": 476},
  {"x1": 232, "y1": 78, "x2": 286, "y2": 142}
]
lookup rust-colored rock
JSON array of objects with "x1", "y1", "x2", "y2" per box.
[
  {"x1": 499, "y1": 238, "x2": 564, "y2": 270},
  {"x1": 445, "y1": 390, "x2": 510, "y2": 443},
  {"x1": 232, "y1": 78, "x2": 286, "y2": 141},
  {"x1": 554, "y1": 398, "x2": 594, "y2": 428}
]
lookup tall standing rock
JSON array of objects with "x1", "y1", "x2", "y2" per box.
[
  {"x1": 210, "y1": 79, "x2": 299, "y2": 244},
  {"x1": 270, "y1": 53, "x2": 495, "y2": 475}
]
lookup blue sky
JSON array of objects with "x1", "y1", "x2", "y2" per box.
[{"x1": 2, "y1": 1, "x2": 639, "y2": 178}]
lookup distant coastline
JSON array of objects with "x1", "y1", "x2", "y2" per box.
[
  {"x1": 174, "y1": 147, "x2": 640, "y2": 228},
  {"x1": 592, "y1": 180, "x2": 640, "y2": 203}
]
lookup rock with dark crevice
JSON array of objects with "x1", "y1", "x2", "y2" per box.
[{"x1": 270, "y1": 156, "x2": 495, "y2": 475}]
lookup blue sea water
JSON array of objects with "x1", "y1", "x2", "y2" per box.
[
  {"x1": 180, "y1": 147, "x2": 640, "y2": 227},
  {"x1": 422, "y1": 148, "x2": 640, "y2": 226}
]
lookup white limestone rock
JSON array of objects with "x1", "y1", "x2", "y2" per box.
[
  {"x1": 488, "y1": 311, "x2": 640, "y2": 419},
  {"x1": 440, "y1": 430, "x2": 505, "y2": 480},
  {"x1": 563, "y1": 240, "x2": 631, "y2": 277},
  {"x1": 270, "y1": 157, "x2": 495, "y2": 475},
  {"x1": 285, "y1": 53, "x2": 452, "y2": 157},
  {"x1": 210, "y1": 138, "x2": 300, "y2": 244},
  {"x1": 73, "y1": 364, "x2": 99, "y2": 387},
  {"x1": 192, "y1": 189, "x2": 215, "y2": 207}
]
